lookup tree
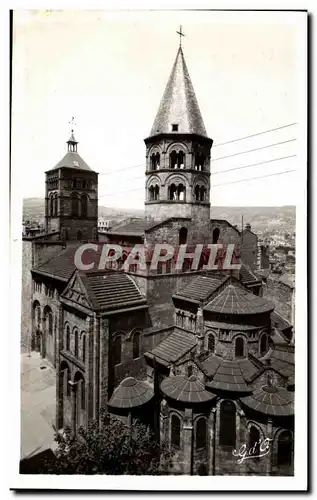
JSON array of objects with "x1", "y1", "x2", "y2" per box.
[{"x1": 42, "y1": 410, "x2": 172, "y2": 475}]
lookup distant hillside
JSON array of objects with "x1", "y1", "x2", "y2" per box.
[{"x1": 23, "y1": 198, "x2": 295, "y2": 233}]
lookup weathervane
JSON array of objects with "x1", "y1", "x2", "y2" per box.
[
  {"x1": 176, "y1": 25, "x2": 185, "y2": 47},
  {"x1": 68, "y1": 116, "x2": 76, "y2": 133}
]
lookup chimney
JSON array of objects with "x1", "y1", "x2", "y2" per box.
[{"x1": 245, "y1": 223, "x2": 251, "y2": 231}]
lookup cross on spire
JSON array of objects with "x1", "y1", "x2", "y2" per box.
[{"x1": 176, "y1": 25, "x2": 185, "y2": 47}]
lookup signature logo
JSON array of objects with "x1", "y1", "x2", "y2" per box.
[{"x1": 232, "y1": 437, "x2": 273, "y2": 464}]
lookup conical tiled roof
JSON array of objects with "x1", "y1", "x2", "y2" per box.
[
  {"x1": 108, "y1": 377, "x2": 154, "y2": 409},
  {"x1": 240, "y1": 385, "x2": 294, "y2": 416},
  {"x1": 204, "y1": 283, "x2": 274, "y2": 316},
  {"x1": 160, "y1": 375, "x2": 216, "y2": 403},
  {"x1": 150, "y1": 47, "x2": 208, "y2": 138}
]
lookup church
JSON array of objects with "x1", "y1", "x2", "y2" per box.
[{"x1": 21, "y1": 38, "x2": 294, "y2": 476}]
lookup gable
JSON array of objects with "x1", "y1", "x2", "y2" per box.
[{"x1": 61, "y1": 271, "x2": 93, "y2": 309}]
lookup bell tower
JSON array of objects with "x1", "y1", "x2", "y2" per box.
[
  {"x1": 144, "y1": 32, "x2": 213, "y2": 222},
  {"x1": 45, "y1": 124, "x2": 98, "y2": 241}
]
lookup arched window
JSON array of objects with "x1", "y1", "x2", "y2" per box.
[
  {"x1": 277, "y1": 431, "x2": 293, "y2": 466},
  {"x1": 48, "y1": 312, "x2": 53, "y2": 336},
  {"x1": 44, "y1": 307, "x2": 53, "y2": 336},
  {"x1": 81, "y1": 194, "x2": 88, "y2": 217},
  {"x1": 249, "y1": 426, "x2": 260, "y2": 460},
  {"x1": 195, "y1": 185, "x2": 200, "y2": 201},
  {"x1": 77, "y1": 230, "x2": 82, "y2": 241},
  {"x1": 71, "y1": 193, "x2": 79, "y2": 217},
  {"x1": 82, "y1": 334, "x2": 86, "y2": 364},
  {"x1": 177, "y1": 151, "x2": 185, "y2": 168},
  {"x1": 169, "y1": 183, "x2": 177, "y2": 200},
  {"x1": 187, "y1": 365, "x2": 193, "y2": 378},
  {"x1": 178, "y1": 184, "x2": 185, "y2": 201},
  {"x1": 81, "y1": 378, "x2": 85, "y2": 410},
  {"x1": 208, "y1": 334, "x2": 215, "y2": 354},
  {"x1": 260, "y1": 334, "x2": 268, "y2": 355},
  {"x1": 220, "y1": 401, "x2": 236, "y2": 447},
  {"x1": 74, "y1": 329, "x2": 79, "y2": 357},
  {"x1": 66, "y1": 365, "x2": 71, "y2": 397},
  {"x1": 212, "y1": 228, "x2": 220, "y2": 244},
  {"x1": 114, "y1": 336, "x2": 122, "y2": 365},
  {"x1": 65, "y1": 325, "x2": 70, "y2": 351},
  {"x1": 133, "y1": 332, "x2": 140, "y2": 359},
  {"x1": 195, "y1": 153, "x2": 205, "y2": 171},
  {"x1": 235, "y1": 337, "x2": 245, "y2": 358},
  {"x1": 200, "y1": 186, "x2": 206, "y2": 201},
  {"x1": 170, "y1": 150, "x2": 177, "y2": 169},
  {"x1": 196, "y1": 418, "x2": 207, "y2": 450},
  {"x1": 171, "y1": 414, "x2": 181, "y2": 448},
  {"x1": 154, "y1": 185, "x2": 159, "y2": 200},
  {"x1": 53, "y1": 193, "x2": 58, "y2": 216},
  {"x1": 149, "y1": 186, "x2": 154, "y2": 201},
  {"x1": 179, "y1": 227, "x2": 188, "y2": 245},
  {"x1": 49, "y1": 194, "x2": 54, "y2": 217}
]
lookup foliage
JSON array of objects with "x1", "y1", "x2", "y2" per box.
[{"x1": 42, "y1": 410, "x2": 172, "y2": 475}]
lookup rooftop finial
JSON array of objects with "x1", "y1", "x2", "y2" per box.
[
  {"x1": 176, "y1": 25, "x2": 185, "y2": 47},
  {"x1": 67, "y1": 116, "x2": 78, "y2": 152},
  {"x1": 68, "y1": 116, "x2": 76, "y2": 135}
]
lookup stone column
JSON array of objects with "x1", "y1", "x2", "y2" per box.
[
  {"x1": 160, "y1": 399, "x2": 169, "y2": 445},
  {"x1": 55, "y1": 305, "x2": 64, "y2": 429},
  {"x1": 41, "y1": 312, "x2": 46, "y2": 359},
  {"x1": 265, "y1": 418, "x2": 274, "y2": 476},
  {"x1": 87, "y1": 316, "x2": 94, "y2": 421},
  {"x1": 196, "y1": 305, "x2": 205, "y2": 355},
  {"x1": 237, "y1": 408, "x2": 247, "y2": 476},
  {"x1": 208, "y1": 408, "x2": 216, "y2": 475},
  {"x1": 69, "y1": 381, "x2": 77, "y2": 436},
  {"x1": 182, "y1": 408, "x2": 193, "y2": 475},
  {"x1": 93, "y1": 314, "x2": 100, "y2": 420}
]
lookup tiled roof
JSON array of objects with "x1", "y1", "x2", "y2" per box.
[
  {"x1": 108, "y1": 219, "x2": 150, "y2": 236},
  {"x1": 204, "y1": 283, "x2": 274, "y2": 315},
  {"x1": 202, "y1": 356, "x2": 258, "y2": 392},
  {"x1": 241, "y1": 386, "x2": 294, "y2": 416},
  {"x1": 79, "y1": 271, "x2": 145, "y2": 312},
  {"x1": 175, "y1": 274, "x2": 229, "y2": 303},
  {"x1": 108, "y1": 377, "x2": 154, "y2": 409},
  {"x1": 160, "y1": 375, "x2": 216, "y2": 403},
  {"x1": 239, "y1": 264, "x2": 260, "y2": 284},
  {"x1": 269, "y1": 346, "x2": 294, "y2": 378},
  {"x1": 148, "y1": 329, "x2": 197, "y2": 365},
  {"x1": 33, "y1": 245, "x2": 81, "y2": 281},
  {"x1": 271, "y1": 311, "x2": 293, "y2": 331},
  {"x1": 52, "y1": 151, "x2": 93, "y2": 172},
  {"x1": 149, "y1": 46, "x2": 208, "y2": 138}
]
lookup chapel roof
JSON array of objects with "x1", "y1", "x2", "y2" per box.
[
  {"x1": 108, "y1": 377, "x2": 154, "y2": 409},
  {"x1": 145, "y1": 328, "x2": 197, "y2": 366},
  {"x1": 240, "y1": 385, "x2": 294, "y2": 417},
  {"x1": 204, "y1": 283, "x2": 274, "y2": 316},
  {"x1": 201, "y1": 356, "x2": 259, "y2": 392},
  {"x1": 160, "y1": 375, "x2": 216, "y2": 404}
]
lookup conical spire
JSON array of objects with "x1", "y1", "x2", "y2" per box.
[{"x1": 150, "y1": 46, "x2": 208, "y2": 137}]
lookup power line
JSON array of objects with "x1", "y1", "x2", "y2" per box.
[
  {"x1": 213, "y1": 123, "x2": 298, "y2": 148},
  {"x1": 99, "y1": 163, "x2": 145, "y2": 175},
  {"x1": 212, "y1": 169, "x2": 296, "y2": 188},
  {"x1": 99, "y1": 167, "x2": 296, "y2": 198},
  {"x1": 97, "y1": 123, "x2": 297, "y2": 175},
  {"x1": 211, "y1": 139, "x2": 296, "y2": 162},
  {"x1": 212, "y1": 154, "x2": 297, "y2": 176}
]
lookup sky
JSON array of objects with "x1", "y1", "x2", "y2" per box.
[{"x1": 11, "y1": 9, "x2": 306, "y2": 209}]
